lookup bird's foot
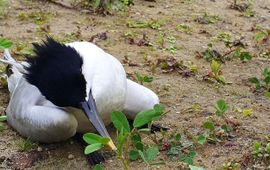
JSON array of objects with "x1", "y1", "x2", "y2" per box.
[
  {"x1": 150, "y1": 124, "x2": 169, "y2": 133},
  {"x1": 86, "y1": 151, "x2": 105, "y2": 166}
]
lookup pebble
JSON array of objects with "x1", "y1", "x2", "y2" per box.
[
  {"x1": 68, "y1": 154, "x2": 75, "y2": 160},
  {"x1": 37, "y1": 147, "x2": 43, "y2": 152}
]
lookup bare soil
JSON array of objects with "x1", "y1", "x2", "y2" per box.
[{"x1": 0, "y1": 0, "x2": 270, "y2": 169}]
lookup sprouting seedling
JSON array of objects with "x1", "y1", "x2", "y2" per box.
[
  {"x1": 135, "y1": 72, "x2": 154, "y2": 85},
  {"x1": 249, "y1": 68, "x2": 270, "y2": 94},
  {"x1": 83, "y1": 104, "x2": 165, "y2": 170},
  {"x1": 210, "y1": 60, "x2": 226, "y2": 84},
  {"x1": 233, "y1": 47, "x2": 252, "y2": 61},
  {"x1": 0, "y1": 115, "x2": 7, "y2": 132},
  {"x1": 214, "y1": 99, "x2": 228, "y2": 117}
]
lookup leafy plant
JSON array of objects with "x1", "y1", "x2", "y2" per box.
[
  {"x1": 16, "y1": 138, "x2": 37, "y2": 152},
  {"x1": 209, "y1": 60, "x2": 226, "y2": 84},
  {"x1": 233, "y1": 47, "x2": 252, "y2": 61},
  {"x1": 135, "y1": 72, "x2": 154, "y2": 85},
  {"x1": 222, "y1": 161, "x2": 240, "y2": 170},
  {"x1": 195, "y1": 13, "x2": 220, "y2": 24},
  {"x1": 215, "y1": 99, "x2": 228, "y2": 117},
  {"x1": 83, "y1": 104, "x2": 165, "y2": 170},
  {"x1": 0, "y1": 115, "x2": 7, "y2": 132},
  {"x1": 176, "y1": 24, "x2": 193, "y2": 34},
  {"x1": 127, "y1": 19, "x2": 164, "y2": 30},
  {"x1": 249, "y1": 68, "x2": 270, "y2": 95}
]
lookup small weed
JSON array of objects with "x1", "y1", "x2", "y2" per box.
[
  {"x1": 176, "y1": 24, "x2": 193, "y2": 34},
  {"x1": 214, "y1": 32, "x2": 232, "y2": 47},
  {"x1": 93, "y1": 164, "x2": 104, "y2": 170},
  {"x1": 206, "y1": 60, "x2": 226, "y2": 84},
  {"x1": 249, "y1": 68, "x2": 270, "y2": 95},
  {"x1": 16, "y1": 138, "x2": 37, "y2": 152},
  {"x1": 127, "y1": 19, "x2": 164, "y2": 30},
  {"x1": 195, "y1": 13, "x2": 220, "y2": 24},
  {"x1": 215, "y1": 99, "x2": 228, "y2": 117},
  {"x1": 200, "y1": 99, "x2": 231, "y2": 143},
  {"x1": 0, "y1": 115, "x2": 7, "y2": 132},
  {"x1": 244, "y1": 7, "x2": 255, "y2": 17},
  {"x1": 83, "y1": 104, "x2": 165, "y2": 170},
  {"x1": 233, "y1": 47, "x2": 252, "y2": 61},
  {"x1": 221, "y1": 161, "x2": 240, "y2": 170},
  {"x1": 200, "y1": 43, "x2": 223, "y2": 62},
  {"x1": 0, "y1": 38, "x2": 12, "y2": 49},
  {"x1": 252, "y1": 137, "x2": 270, "y2": 163},
  {"x1": 17, "y1": 11, "x2": 52, "y2": 25},
  {"x1": 135, "y1": 72, "x2": 154, "y2": 85}
]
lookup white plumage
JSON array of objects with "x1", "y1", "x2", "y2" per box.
[{"x1": 3, "y1": 41, "x2": 159, "y2": 143}]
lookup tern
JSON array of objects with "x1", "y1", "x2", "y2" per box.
[{"x1": 1, "y1": 38, "x2": 159, "y2": 151}]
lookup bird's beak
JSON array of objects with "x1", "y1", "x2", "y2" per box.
[{"x1": 80, "y1": 90, "x2": 117, "y2": 150}]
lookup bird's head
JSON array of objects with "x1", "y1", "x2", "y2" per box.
[{"x1": 24, "y1": 37, "x2": 116, "y2": 149}]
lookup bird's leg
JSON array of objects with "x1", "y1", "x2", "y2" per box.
[
  {"x1": 73, "y1": 133, "x2": 105, "y2": 166},
  {"x1": 127, "y1": 119, "x2": 168, "y2": 133}
]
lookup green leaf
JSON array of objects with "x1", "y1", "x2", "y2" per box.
[
  {"x1": 84, "y1": 143, "x2": 103, "y2": 154},
  {"x1": 264, "y1": 76, "x2": 270, "y2": 85},
  {"x1": 202, "y1": 121, "x2": 215, "y2": 131},
  {"x1": 211, "y1": 60, "x2": 220, "y2": 75},
  {"x1": 135, "y1": 142, "x2": 144, "y2": 151},
  {"x1": 189, "y1": 151, "x2": 197, "y2": 158},
  {"x1": 255, "y1": 32, "x2": 266, "y2": 42},
  {"x1": 215, "y1": 99, "x2": 228, "y2": 116},
  {"x1": 189, "y1": 165, "x2": 205, "y2": 170},
  {"x1": 131, "y1": 133, "x2": 141, "y2": 144},
  {"x1": 175, "y1": 133, "x2": 181, "y2": 141},
  {"x1": 133, "y1": 109, "x2": 161, "y2": 128},
  {"x1": 249, "y1": 77, "x2": 261, "y2": 90},
  {"x1": 111, "y1": 111, "x2": 130, "y2": 133},
  {"x1": 265, "y1": 143, "x2": 270, "y2": 154},
  {"x1": 92, "y1": 0, "x2": 101, "y2": 9},
  {"x1": 0, "y1": 38, "x2": 12, "y2": 49},
  {"x1": 83, "y1": 133, "x2": 110, "y2": 145},
  {"x1": 221, "y1": 124, "x2": 230, "y2": 133},
  {"x1": 242, "y1": 108, "x2": 252, "y2": 117},
  {"x1": 146, "y1": 146, "x2": 159, "y2": 162},
  {"x1": 129, "y1": 149, "x2": 140, "y2": 161},
  {"x1": 197, "y1": 135, "x2": 206, "y2": 145},
  {"x1": 138, "y1": 150, "x2": 148, "y2": 163},
  {"x1": 93, "y1": 164, "x2": 103, "y2": 170},
  {"x1": 0, "y1": 115, "x2": 7, "y2": 122},
  {"x1": 143, "y1": 76, "x2": 154, "y2": 83},
  {"x1": 154, "y1": 104, "x2": 165, "y2": 114},
  {"x1": 239, "y1": 52, "x2": 252, "y2": 61}
]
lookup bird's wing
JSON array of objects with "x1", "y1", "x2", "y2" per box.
[
  {"x1": 123, "y1": 79, "x2": 159, "y2": 119},
  {"x1": 6, "y1": 77, "x2": 78, "y2": 143}
]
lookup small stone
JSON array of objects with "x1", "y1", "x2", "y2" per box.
[
  {"x1": 37, "y1": 147, "x2": 43, "y2": 152},
  {"x1": 68, "y1": 154, "x2": 75, "y2": 160}
]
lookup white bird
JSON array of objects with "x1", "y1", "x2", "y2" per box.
[{"x1": 1, "y1": 38, "x2": 159, "y2": 150}]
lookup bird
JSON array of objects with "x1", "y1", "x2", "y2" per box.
[{"x1": 1, "y1": 38, "x2": 160, "y2": 151}]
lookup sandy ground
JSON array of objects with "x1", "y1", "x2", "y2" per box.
[{"x1": 0, "y1": 0, "x2": 270, "y2": 169}]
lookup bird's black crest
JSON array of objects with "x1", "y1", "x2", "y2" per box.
[{"x1": 25, "y1": 37, "x2": 87, "y2": 108}]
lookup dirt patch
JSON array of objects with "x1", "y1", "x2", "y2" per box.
[{"x1": 0, "y1": 0, "x2": 270, "y2": 169}]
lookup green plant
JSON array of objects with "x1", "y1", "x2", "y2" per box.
[
  {"x1": 0, "y1": 115, "x2": 7, "y2": 131},
  {"x1": 176, "y1": 24, "x2": 193, "y2": 34},
  {"x1": 83, "y1": 104, "x2": 165, "y2": 170},
  {"x1": 222, "y1": 161, "x2": 240, "y2": 170},
  {"x1": 127, "y1": 19, "x2": 164, "y2": 30},
  {"x1": 16, "y1": 138, "x2": 37, "y2": 152},
  {"x1": 215, "y1": 99, "x2": 228, "y2": 117},
  {"x1": 252, "y1": 139, "x2": 270, "y2": 161},
  {"x1": 200, "y1": 99, "x2": 231, "y2": 143},
  {"x1": 195, "y1": 13, "x2": 220, "y2": 24},
  {"x1": 135, "y1": 72, "x2": 154, "y2": 85},
  {"x1": 233, "y1": 47, "x2": 252, "y2": 61},
  {"x1": 208, "y1": 60, "x2": 226, "y2": 84},
  {"x1": 249, "y1": 68, "x2": 270, "y2": 95},
  {"x1": 0, "y1": 38, "x2": 12, "y2": 49}
]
